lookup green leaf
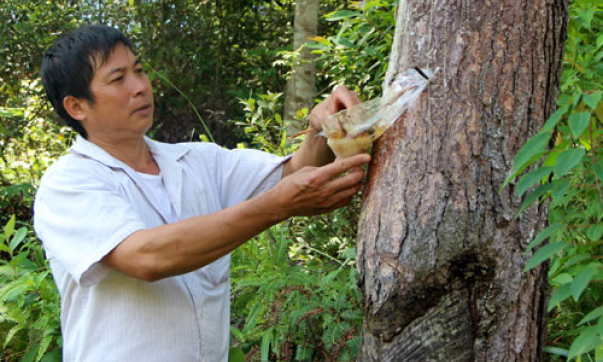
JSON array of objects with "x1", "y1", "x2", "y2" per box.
[
  {"x1": 569, "y1": 112, "x2": 591, "y2": 139},
  {"x1": 594, "y1": 162, "x2": 603, "y2": 182},
  {"x1": 577, "y1": 8, "x2": 595, "y2": 30},
  {"x1": 583, "y1": 91, "x2": 602, "y2": 111},
  {"x1": 573, "y1": 267, "x2": 597, "y2": 301},
  {"x1": 543, "y1": 346, "x2": 569, "y2": 357},
  {"x1": 36, "y1": 330, "x2": 54, "y2": 362},
  {"x1": 542, "y1": 106, "x2": 569, "y2": 132},
  {"x1": 326, "y1": 10, "x2": 360, "y2": 21},
  {"x1": 568, "y1": 327, "x2": 601, "y2": 360},
  {"x1": 40, "y1": 350, "x2": 61, "y2": 362},
  {"x1": 587, "y1": 224, "x2": 603, "y2": 242},
  {"x1": 548, "y1": 283, "x2": 572, "y2": 311},
  {"x1": 3, "y1": 324, "x2": 23, "y2": 348},
  {"x1": 516, "y1": 167, "x2": 553, "y2": 197},
  {"x1": 9, "y1": 227, "x2": 27, "y2": 252},
  {"x1": 580, "y1": 306, "x2": 603, "y2": 325},
  {"x1": 512, "y1": 132, "x2": 551, "y2": 175},
  {"x1": 525, "y1": 241, "x2": 568, "y2": 271},
  {"x1": 526, "y1": 223, "x2": 564, "y2": 252},
  {"x1": 260, "y1": 328, "x2": 272, "y2": 362},
  {"x1": 4, "y1": 215, "x2": 15, "y2": 240},
  {"x1": 555, "y1": 148, "x2": 586, "y2": 177},
  {"x1": 21, "y1": 345, "x2": 38, "y2": 362},
  {"x1": 228, "y1": 347, "x2": 246, "y2": 362},
  {"x1": 551, "y1": 273, "x2": 573, "y2": 285},
  {"x1": 307, "y1": 36, "x2": 332, "y2": 47},
  {"x1": 517, "y1": 183, "x2": 554, "y2": 215},
  {"x1": 552, "y1": 179, "x2": 571, "y2": 202}
]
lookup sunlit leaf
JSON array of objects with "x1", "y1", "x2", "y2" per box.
[
  {"x1": 307, "y1": 36, "x2": 332, "y2": 47},
  {"x1": 326, "y1": 10, "x2": 360, "y2": 21},
  {"x1": 4, "y1": 215, "x2": 16, "y2": 240},
  {"x1": 9, "y1": 227, "x2": 27, "y2": 252}
]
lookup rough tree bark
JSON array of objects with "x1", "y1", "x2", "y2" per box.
[
  {"x1": 357, "y1": 1, "x2": 568, "y2": 361},
  {"x1": 284, "y1": 0, "x2": 318, "y2": 137}
]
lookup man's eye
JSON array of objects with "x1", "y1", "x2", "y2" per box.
[
  {"x1": 112, "y1": 76, "x2": 124, "y2": 83},
  {"x1": 135, "y1": 68, "x2": 145, "y2": 74}
]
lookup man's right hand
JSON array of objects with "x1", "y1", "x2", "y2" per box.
[
  {"x1": 102, "y1": 153, "x2": 370, "y2": 282},
  {"x1": 269, "y1": 153, "x2": 370, "y2": 219}
]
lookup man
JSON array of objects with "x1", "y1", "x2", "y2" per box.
[{"x1": 34, "y1": 25, "x2": 369, "y2": 362}]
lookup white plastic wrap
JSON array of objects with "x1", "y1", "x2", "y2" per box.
[{"x1": 320, "y1": 68, "x2": 437, "y2": 158}]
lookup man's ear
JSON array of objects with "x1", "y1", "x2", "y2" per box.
[{"x1": 63, "y1": 96, "x2": 88, "y2": 122}]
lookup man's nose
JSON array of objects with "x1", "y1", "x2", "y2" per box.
[{"x1": 131, "y1": 74, "x2": 150, "y2": 97}]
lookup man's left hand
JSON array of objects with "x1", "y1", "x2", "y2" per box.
[{"x1": 309, "y1": 86, "x2": 362, "y2": 131}]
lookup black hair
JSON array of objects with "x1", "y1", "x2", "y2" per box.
[{"x1": 40, "y1": 25, "x2": 134, "y2": 138}]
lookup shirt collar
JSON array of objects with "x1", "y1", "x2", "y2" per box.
[{"x1": 69, "y1": 134, "x2": 190, "y2": 169}]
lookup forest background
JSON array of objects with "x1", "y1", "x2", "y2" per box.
[{"x1": 0, "y1": 1, "x2": 601, "y2": 362}]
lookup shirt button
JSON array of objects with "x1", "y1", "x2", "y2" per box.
[{"x1": 199, "y1": 310, "x2": 205, "y2": 318}]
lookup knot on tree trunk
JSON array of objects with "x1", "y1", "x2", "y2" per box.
[{"x1": 365, "y1": 249, "x2": 496, "y2": 343}]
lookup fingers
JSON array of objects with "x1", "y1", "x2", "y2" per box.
[
  {"x1": 332, "y1": 86, "x2": 362, "y2": 113},
  {"x1": 314, "y1": 154, "x2": 370, "y2": 184},
  {"x1": 318, "y1": 176, "x2": 363, "y2": 213},
  {"x1": 323, "y1": 166, "x2": 364, "y2": 194},
  {"x1": 309, "y1": 86, "x2": 363, "y2": 130}
]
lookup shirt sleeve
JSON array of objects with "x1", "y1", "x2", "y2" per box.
[
  {"x1": 184, "y1": 143, "x2": 291, "y2": 209},
  {"x1": 216, "y1": 147, "x2": 292, "y2": 208},
  {"x1": 33, "y1": 158, "x2": 147, "y2": 287}
]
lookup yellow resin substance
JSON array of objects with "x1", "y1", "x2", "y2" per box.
[{"x1": 320, "y1": 68, "x2": 435, "y2": 158}]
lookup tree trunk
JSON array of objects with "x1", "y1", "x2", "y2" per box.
[
  {"x1": 284, "y1": 0, "x2": 318, "y2": 137},
  {"x1": 357, "y1": 1, "x2": 568, "y2": 361}
]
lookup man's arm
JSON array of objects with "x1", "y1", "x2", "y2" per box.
[
  {"x1": 101, "y1": 154, "x2": 370, "y2": 282},
  {"x1": 282, "y1": 86, "x2": 362, "y2": 177}
]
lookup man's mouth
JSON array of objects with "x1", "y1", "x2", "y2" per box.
[{"x1": 132, "y1": 103, "x2": 152, "y2": 115}]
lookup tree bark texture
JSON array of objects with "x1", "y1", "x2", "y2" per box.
[
  {"x1": 357, "y1": 1, "x2": 568, "y2": 361},
  {"x1": 284, "y1": 0, "x2": 318, "y2": 136}
]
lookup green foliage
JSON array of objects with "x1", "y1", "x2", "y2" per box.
[
  {"x1": 230, "y1": 228, "x2": 361, "y2": 362},
  {"x1": 233, "y1": 92, "x2": 296, "y2": 156},
  {"x1": 0, "y1": 216, "x2": 62, "y2": 362},
  {"x1": 505, "y1": 1, "x2": 603, "y2": 360},
  {"x1": 229, "y1": 73, "x2": 366, "y2": 361},
  {"x1": 307, "y1": 0, "x2": 398, "y2": 100}
]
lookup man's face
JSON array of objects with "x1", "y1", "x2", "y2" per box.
[{"x1": 79, "y1": 43, "x2": 154, "y2": 141}]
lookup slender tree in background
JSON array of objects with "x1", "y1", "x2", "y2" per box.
[
  {"x1": 357, "y1": 1, "x2": 568, "y2": 361},
  {"x1": 284, "y1": 0, "x2": 319, "y2": 136}
]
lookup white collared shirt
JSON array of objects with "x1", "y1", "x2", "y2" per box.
[{"x1": 34, "y1": 135, "x2": 288, "y2": 362}]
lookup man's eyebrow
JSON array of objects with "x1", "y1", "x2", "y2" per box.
[{"x1": 106, "y1": 59, "x2": 142, "y2": 77}]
